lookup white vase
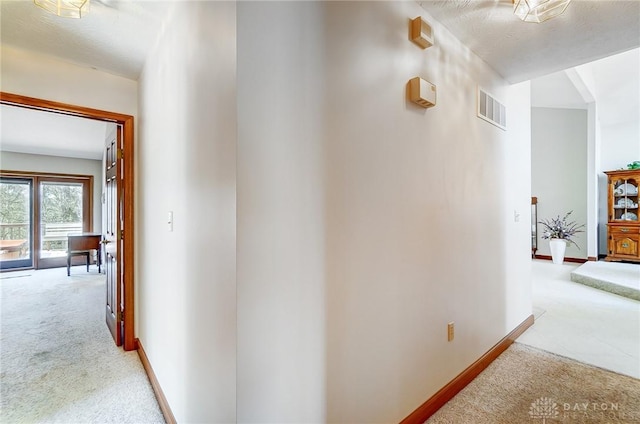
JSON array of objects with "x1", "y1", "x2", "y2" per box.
[{"x1": 549, "y1": 238, "x2": 567, "y2": 264}]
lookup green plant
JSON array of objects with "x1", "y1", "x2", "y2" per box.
[
  {"x1": 627, "y1": 161, "x2": 640, "y2": 170},
  {"x1": 539, "y1": 211, "x2": 585, "y2": 248}
]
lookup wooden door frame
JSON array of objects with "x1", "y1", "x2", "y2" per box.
[{"x1": 0, "y1": 92, "x2": 136, "y2": 351}]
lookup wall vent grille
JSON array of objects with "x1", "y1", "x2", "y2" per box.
[{"x1": 477, "y1": 88, "x2": 506, "y2": 130}]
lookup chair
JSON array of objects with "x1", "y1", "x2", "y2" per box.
[{"x1": 67, "y1": 234, "x2": 102, "y2": 276}]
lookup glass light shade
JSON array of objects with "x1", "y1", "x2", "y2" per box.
[
  {"x1": 514, "y1": 0, "x2": 571, "y2": 23},
  {"x1": 34, "y1": 0, "x2": 89, "y2": 18}
]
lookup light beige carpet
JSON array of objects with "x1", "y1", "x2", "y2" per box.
[
  {"x1": 427, "y1": 342, "x2": 640, "y2": 423},
  {"x1": 0, "y1": 267, "x2": 164, "y2": 423},
  {"x1": 571, "y1": 261, "x2": 640, "y2": 301}
]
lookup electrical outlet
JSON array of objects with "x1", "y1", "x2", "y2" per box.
[{"x1": 448, "y1": 322, "x2": 454, "y2": 341}]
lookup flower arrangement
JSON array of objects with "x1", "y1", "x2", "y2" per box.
[
  {"x1": 539, "y1": 211, "x2": 585, "y2": 248},
  {"x1": 627, "y1": 161, "x2": 640, "y2": 170}
]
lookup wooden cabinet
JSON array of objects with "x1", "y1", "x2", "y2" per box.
[{"x1": 605, "y1": 169, "x2": 640, "y2": 262}]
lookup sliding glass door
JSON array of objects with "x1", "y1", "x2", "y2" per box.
[
  {"x1": 38, "y1": 178, "x2": 91, "y2": 269},
  {"x1": 0, "y1": 173, "x2": 93, "y2": 271},
  {"x1": 0, "y1": 178, "x2": 33, "y2": 270}
]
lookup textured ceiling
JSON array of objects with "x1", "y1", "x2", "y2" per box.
[
  {"x1": 0, "y1": 0, "x2": 170, "y2": 80},
  {"x1": 0, "y1": 0, "x2": 637, "y2": 159},
  {"x1": 418, "y1": 0, "x2": 640, "y2": 83},
  {"x1": 2, "y1": 0, "x2": 638, "y2": 84}
]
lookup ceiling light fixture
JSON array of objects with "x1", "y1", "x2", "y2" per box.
[
  {"x1": 513, "y1": 0, "x2": 571, "y2": 23},
  {"x1": 34, "y1": 0, "x2": 90, "y2": 19}
]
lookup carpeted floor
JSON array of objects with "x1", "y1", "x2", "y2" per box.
[
  {"x1": 0, "y1": 267, "x2": 164, "y2": 423},
  {"x1": 426, "y1": 343, "x2": 640, "y2": 423},
  {"x1": 4, "y1": 268, "x2": 639, "y2": 423},
  {"x1": 571, "y1": 261, "x2": 640, "y2": 301}
]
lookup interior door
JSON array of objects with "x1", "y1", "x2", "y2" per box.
[{"x1": 104, "y1": 125, "x2": 123, "y2": 346}]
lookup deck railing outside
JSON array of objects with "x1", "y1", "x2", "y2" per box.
[{"x1": 0, "y1": 222, "x2": 84, "y2": 260}]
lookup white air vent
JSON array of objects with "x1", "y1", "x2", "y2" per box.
[{"x1": 477, "y1": 88, "x2": 506, "y2": 130}]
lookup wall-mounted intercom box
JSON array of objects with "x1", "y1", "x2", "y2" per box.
[{"x1": 409, "y1": 77, "x2": 436, "y2": 109}]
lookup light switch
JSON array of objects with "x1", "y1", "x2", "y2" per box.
[
  {"x1": 168, "y1": 211, "x2": 173, "y2": 232},
  {"x1": 514, "y1": 210, "x2": 520, "y2": 222}
]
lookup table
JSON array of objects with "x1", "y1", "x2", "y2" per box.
[
  {"x1": 0, "y1": 239, "x2": 27, "y2": 259},
  {"x1": 67, "y1": 233, "x2": 102, "y2": 276}
]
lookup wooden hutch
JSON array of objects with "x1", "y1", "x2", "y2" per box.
[{"x1": 605, "y1": 169, "x2": 640, "y2": 263}]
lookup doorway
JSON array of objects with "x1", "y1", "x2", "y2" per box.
[{"x1": 0, "y1": 92, "x2": 136, "y2": 351}]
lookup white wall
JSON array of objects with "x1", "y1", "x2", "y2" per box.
[
  {"x1": 137, "y1": 2, "x2": 237, "y2": 423},
  {"x1": 589, "y1": 48, "x2": 640, "y2": 176},
  {"x1": 587, "y1": 103, "x2": 601, "y2": 259},
  {"x1": 237, "y1": 2, "x2": 326, "y2": 422},
  {"x1": 233, "y1": 2, "x2": 535, "y2": 422},
  {"x1": 0, "y1": 45, "x2": 137, "y2": 116},
  {"x1": 600, "y1": 121, "x2": 640, "y2": 171},
  {"x1": 531, "y1": 108, "x2": 588, "y2": 259},
  {"x1": 597, "y1": 120, "x2": 640, "y2": 254},
  {"x1": 0, "y1": 151, "x2": 102, "y2": 231},
  {"x1": 238, "y1": 2, "x2": 531, "y2": 422},
  {"x1": 505, "y1": 81, "x2": 533, "y2": 331},
  {"x1": 321, "y1": 3, "x2": 530, "y2": 421}
]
